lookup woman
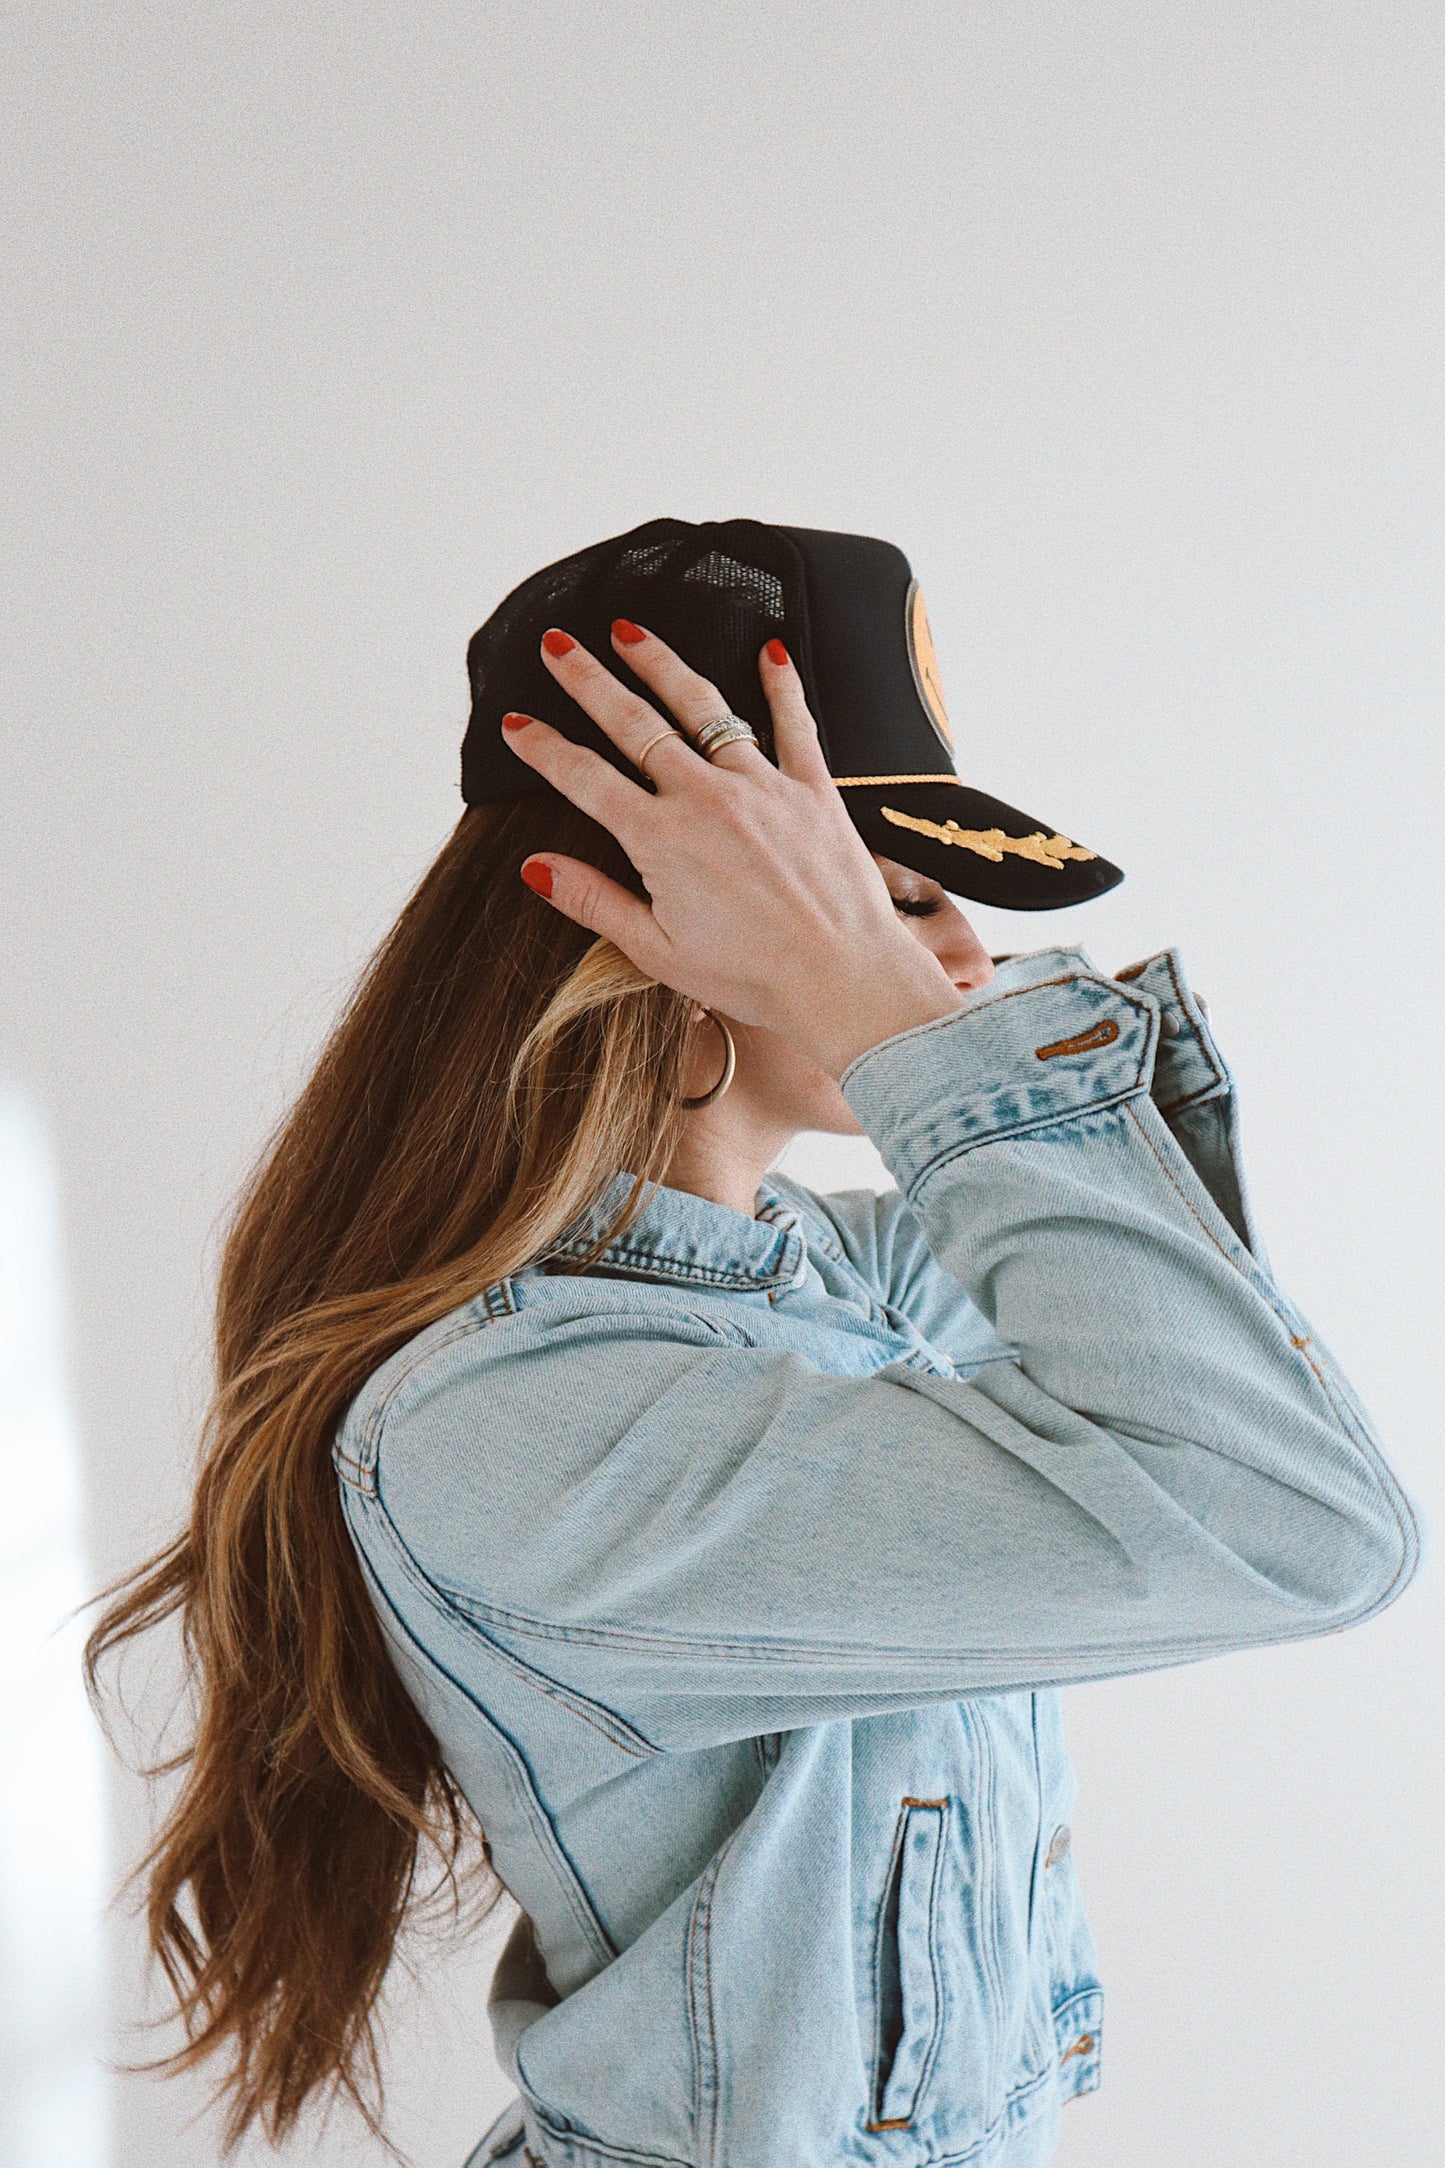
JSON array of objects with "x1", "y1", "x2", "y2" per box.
[{"x1": 90, "y1": 520, "x2": 1421, "y2": 2168}]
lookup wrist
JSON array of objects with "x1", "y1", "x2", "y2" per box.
[{"x1": 805, "y1": 954, "x2": 967, "y2": 1079}]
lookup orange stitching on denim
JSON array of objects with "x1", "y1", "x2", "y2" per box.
[
  {"x1": 841, "y1": 970, "x2": 1151, "y2": 1087},
  {"x1": 1162, "y1": 948, "x2": 1223, "y2": 1093},
  {"x1": 1035, "y1": 1018, "x2": 1120, "y2": 1061},
  {"x1": 867, "y1": 1795, "x2": 950, "y2": 2131},
  {"x1": 967, "y1": 972, "x2": 1077, "y2": 1010},
  {"x1": 1291, "y1": 1332, "x2": 1326, "y2": 1384},
  {"x1": 968, "y1": 973, "x2": 1149, "y2": 1037},
  {"x1": 481, "y1": 1278, "x2": 518, "y2": 1320},
  {"x1": 1112, "y1": 953, "x2": 1225, "y2": 1105},
  {"x1": 1125, "y1": 1104, "x2": 1237, "y2": 1267}
]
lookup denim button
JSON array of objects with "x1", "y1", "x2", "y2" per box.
[{"x1": 1045, "y1": 1822, "x2": 1071, "y2": 1867}]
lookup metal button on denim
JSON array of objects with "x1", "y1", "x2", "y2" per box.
[{"x1": 1046, "y1": 1823, "x2": 1072, "y2": 1867}]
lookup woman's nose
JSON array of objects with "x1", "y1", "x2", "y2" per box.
[{"x1": 932, "y1": 910, "x2": 995, "y2": 993}]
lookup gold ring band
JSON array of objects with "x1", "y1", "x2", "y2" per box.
[{"x1": 635, "y1": 724, "x2": 681, "y2": 775}]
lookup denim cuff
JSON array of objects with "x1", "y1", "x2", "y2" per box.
[
  {"x1": 1108, "y1": 947, "x2": 1261, "y2": 1252},
  {"x1": 1111, "y1": 947, "x2": 1232, "y2": 1117},
  {"x1": 840, "y1": 945, "x2": 1161, "y2": 1200}
]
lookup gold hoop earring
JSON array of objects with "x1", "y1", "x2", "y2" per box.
[{"x1": 680, "y1": 1010, "x2": 736, "y2": 1110}]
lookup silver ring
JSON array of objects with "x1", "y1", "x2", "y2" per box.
[{"x1": 695, "y1": 713, "x2": 759, "y2": 761}]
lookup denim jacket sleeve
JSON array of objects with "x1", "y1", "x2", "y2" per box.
[
  {"x1": 819, "y1": 946, "x2": 1266, "y2": 1356},
  {"x1": 368, "y1": 945, "x2": 1423, "y2": 1749}
]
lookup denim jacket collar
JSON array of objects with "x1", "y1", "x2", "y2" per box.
[{"x1": 539, "y1": 1170, "x2": 811, "y2": 1293}]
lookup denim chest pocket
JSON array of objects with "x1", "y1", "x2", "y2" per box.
[{"x1": 868, "y1": 1797, "x2": 950, "y2": 2131}]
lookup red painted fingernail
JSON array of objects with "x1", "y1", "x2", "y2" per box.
[
  {"x1": 501, "y1": 711, "x2": 532, "y2": 731},
  {"x1": 766, "y1": 637, "x2": 789, "y2": 666},
  {"x1": 542, "y1": 629, "x2": 576, "y2": 658},
  {"x1": 520, "y1": 859, "x2": 553, "y2": 898},
  {"x1": 612, "y1": 618, "x2": 646, "y2": 646}
]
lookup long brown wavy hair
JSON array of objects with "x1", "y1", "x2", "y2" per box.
[{"x1": 85, "y1": 796, "x2": 697, "y2": 2151}]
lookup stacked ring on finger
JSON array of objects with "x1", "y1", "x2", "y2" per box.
[{"x1": 694, "y1": 713, "x2": 760, "y2": 760}]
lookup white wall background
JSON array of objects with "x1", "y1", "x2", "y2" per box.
[{"x1": 3, "y1": 3, "x2": 1441, "y2": 2163}]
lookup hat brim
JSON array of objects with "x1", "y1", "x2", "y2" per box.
[{"x1": 837, "y1": 776, "x2": 1122, "y2": 910}]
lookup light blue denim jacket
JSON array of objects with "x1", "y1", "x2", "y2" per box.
[{"x1": 334, "y1": 946, "x2": 1422, "y2": 2168}]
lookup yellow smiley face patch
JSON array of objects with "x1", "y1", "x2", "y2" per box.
[{"x1": 905, "y1": 580, "x2": 953, "y2": 752}]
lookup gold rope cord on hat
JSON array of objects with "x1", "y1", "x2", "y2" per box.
[
  {"x1": 876, "y1": 804, "x2": 1097, "y2": 868},
  {"x1": 832, "y1": 773, "x2": 963, "y2": 787}
]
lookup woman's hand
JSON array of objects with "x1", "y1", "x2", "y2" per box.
[{"x1": 499, "y1": 622, "x2": 966, "y2": 1078}]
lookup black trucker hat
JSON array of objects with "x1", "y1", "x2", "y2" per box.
[{"x1": 461, "y1": 518, "x2": 1122, "y2": 911}]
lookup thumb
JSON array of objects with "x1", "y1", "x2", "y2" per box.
[{"x1": 520, "y1": 855, "x2": 670, "y2": 979}]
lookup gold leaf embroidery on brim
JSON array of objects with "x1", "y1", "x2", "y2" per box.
[{"x1": 879, "y1": 805, "x2": 1097, "y2": 868}]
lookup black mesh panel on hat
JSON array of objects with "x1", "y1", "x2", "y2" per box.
[{"x1": 462, "y1": 520, "x2": 814, "y2": 803}]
